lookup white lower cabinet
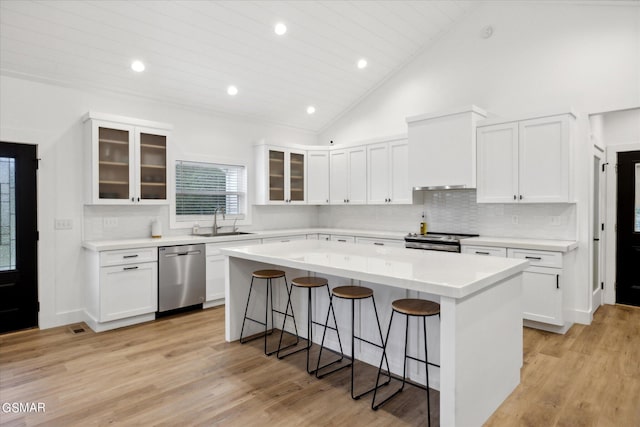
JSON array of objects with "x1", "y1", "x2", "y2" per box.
[
  {"x1": 206, "y1": 239, "x2": 261, "y2": 306},
  {"x1": 85, "y1": 247, "x2": 158, "y2": 332},
  {"x1": 355, "y1": 237, "x2": 405, "y2": 248},
  {"x1": 461, "y1": 244, "x2": 565, "y2": 327},
  {"x1": 262, "y1": 235, "x2": 308, "y2": 243}
]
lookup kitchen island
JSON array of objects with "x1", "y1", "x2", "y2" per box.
[{"x1": 221, "y1": 240, "x2": 528, "y2": 427}]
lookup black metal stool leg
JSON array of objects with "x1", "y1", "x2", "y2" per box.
[
  {"x1": 316, "y1": 295, "x2": 349, "y2": 378},
  {"x1": 352, "y1": 295, "x2": 390, "y2": 400},
  {"x1": 424, "y1": 316, "x2": 431, "y2": 427},
  {"x1": 239, "y1": 276, "x2": 255, "y2": 344},
  {"x1": 372, "y1": 310, "x2": 396, "y2": 410}
]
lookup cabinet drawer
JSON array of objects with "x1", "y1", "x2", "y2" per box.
[
  {"x1": 461, "y1": 245, "x2": 506, "y2": 257},
  {"x1": 100, "y1": 247, "x2": 157, "y2": 267},
  {"x1": 355, "y1": 237, "x2": 405, "y2": 248},
  {"x1": 331, "y1": 235, "x2": 355, "y2": 243},
  {"x1": 262, "y1": 235, "x2": 307, "y2": 243},
  {"x1": 507, "y1": 248, "x2": 562, "y2": 268},
  {"x1": 206, "y1": 239, "x2": 261, "y2": 256}
]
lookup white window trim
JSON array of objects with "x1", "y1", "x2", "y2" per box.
[{"x1": 169, "y1": 153, "x2": 252, "y2": 230}]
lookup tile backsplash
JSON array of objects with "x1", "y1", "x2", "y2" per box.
[{"x1": 84, "y1": 190, "x2": 576, "y2": 241}]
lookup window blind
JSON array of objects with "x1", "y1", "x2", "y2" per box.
[{"x1": 175, "y1": 160, "x2": 245, "y2": 217}]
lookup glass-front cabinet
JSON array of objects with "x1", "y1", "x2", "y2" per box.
[
  {"x1": 84, "y1": 112, "x2": 171, "y2": 205},
  {"x1": 255, "y1": 144, "x2": 306, "y2": 204}
]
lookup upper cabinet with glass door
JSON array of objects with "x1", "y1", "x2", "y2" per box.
[
  {"x1": 255, "y1": 144, "x2": 306, "y2": 204},
  {"x1": 83, "y1": 112, "x2": 172, "y2": 205}
]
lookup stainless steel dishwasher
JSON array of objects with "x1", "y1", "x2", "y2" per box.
[{"x1": 158, "y1": 244, "x2": 205, "y2": 313}]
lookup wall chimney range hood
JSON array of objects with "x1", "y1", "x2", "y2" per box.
[{"x1": 407, "y1": 105, "x2": 487, "y2": 191}]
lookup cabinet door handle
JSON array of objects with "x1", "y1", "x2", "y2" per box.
[
  {"x1": 475, "y1": 251, "x2": 490, "y2": 255},
  {"x1": 374, "y1": 242, "x2": 384, "y2": 246},
  {"x1": 337, "y1": 239, "x2": 347, "y2": 242},
  {"x1": 131, "y1": 197, "x2": 135, "y2": 202},
  {"x1": 137, "y1": 197, "x2": 140, "y2": 202},
  {"x1": 388, "y1": 198, "x2": 391, "y2": 203},
  {"x1": 556, "y1": 274, "x2": 559, "y2": 289},
  {"x1": 123, "y1": 254, "x2": 139, "y2": 259},
  {"x1": 123, "y1": 266, "x2": 139, "y2": 271},
  {"x1": 519, "y1": 195, "x2": 523, "y2": 200},
  {"x1": 281, "y1": 240, "x2": 290, "y2": 242},
  {"x1": 513, "y1": 195, "x2": 516, "y2": 200},
  {"x1": 525, "y1": 256, "x2": 542, "y2": 260}
]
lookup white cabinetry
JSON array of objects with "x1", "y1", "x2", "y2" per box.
[
  {"x1": 330, "y1": 146, "x2": 367, "y2": 204},
  {"x1": 262, "y1": 235, "x2": 308, "y2": 243},
  {"x1": 205, "y1": 239, "x2": 261, "y2": 307},
  {"x1": 330, "y1": 235, "x2": 356, "y2": 243},
  {"x1": 255, "y1": 145, "x2": 306, "y2": 205},
  {"x1": 367, "y1": 139, "x2": 410, "y2": 204},
  {"x1": 461, "y1": 244, "x2": 565, "y2": 327},
  {"x1": 307, "y1": 149, "x2": 330, "y2": 205},
  {"x1": 407, "y1": 106, "x2": 487, "y2": 190},
  {"x1": 355, "y1": 237, "x2": 405, "y2": 248},
  {"x1": 508, "y1": 248, "x2": 563, "y2": 326},
  {"x1": 83, "y1": 112, "x2": 171, "y2": 205},
  {"x1": 477, "y1": 112, "x2": 573, "y2": 203},
  {"x1": 85, "y1": 247, "x2": 158, "y2": 332}
]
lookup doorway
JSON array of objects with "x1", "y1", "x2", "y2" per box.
[
  {"x1": 616, "y1": 150, "x2": 640, "y2": 306},
  {"x1": 592, "y1": 151, "x2": 605, "y2": 310},
  {"x1": 0, "y1": 142, "x2": 38, "y2": 333}
]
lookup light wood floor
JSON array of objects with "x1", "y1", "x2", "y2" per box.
[{"x1": 1, "y1": 304, "x2": 638, "y2": 426}]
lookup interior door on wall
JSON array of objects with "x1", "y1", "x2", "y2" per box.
[
  {"x1": 0, "y1": 142, "x2": 38, "y2": 333},
  {"x1": 616, "y1": 150, "x2": 640, "y2": 306}
]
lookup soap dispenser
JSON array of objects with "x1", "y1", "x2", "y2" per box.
[{"x1": 151, "y1": 217, "x2": 162, "y2": 238}]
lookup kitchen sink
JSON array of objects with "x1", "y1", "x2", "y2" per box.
[{"x1": 193, "y1": 231, "x2": 254, "y2": 237}]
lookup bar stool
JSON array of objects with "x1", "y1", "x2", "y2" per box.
[
  {"x1": 276, "y1": 276, "x2": 345, "y2": 374},
  {"x1": 371, "y1": 298, "x2": 440, "y2": 427},
  {"x1": 239, "y1": 269, "x2": 299, "y2": 356},
  {"x1": 316, "y1": 285, "x2": 391, "y2": 400}
]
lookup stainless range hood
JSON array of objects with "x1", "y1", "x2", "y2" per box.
[{"x1": 407, "y1": 105, "x2": 487, "y2": 191}]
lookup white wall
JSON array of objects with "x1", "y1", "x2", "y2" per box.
[
  {"x1": 0, "y1": 75, "x2": 317, "y2": 329},
  {"x1": 318, "y1": 2, "x2": 639, "y2": 325}
]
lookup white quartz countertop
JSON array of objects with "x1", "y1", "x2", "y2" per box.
[
  {"x1": 82, "y1": 228, "x2": 407, "y2": 251},
  {"x1": 460, "y1": 236, "x2": 578, "y2": 252},
  {"x1": 221, "y1": 240, "x2": 528, "y2": 299}
]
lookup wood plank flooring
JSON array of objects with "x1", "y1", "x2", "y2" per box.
[{"x1": 1, "y1": 304, "x2": 639, "y2": 426}]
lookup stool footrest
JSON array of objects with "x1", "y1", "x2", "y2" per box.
[{"x1": 405, "y1": 354, "x2": 440, "y2": 368}]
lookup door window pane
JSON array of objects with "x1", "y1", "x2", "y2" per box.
[
  {"x1": 0, "y1": 157, "x2": 16, "y2": 270},
  {"x1": 635, "y1": 163, "x2": 640, "y2": 232}
]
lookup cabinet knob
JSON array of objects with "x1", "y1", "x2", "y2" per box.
[
  {"x1": 388, "y1": 198, "x2": 391, "y2": 203},
  {"x1": 131, "y1": 197, "x2": 135, "y2": 202},
  {"x1": 513, "y1": 195, "x2": 516, "y2": 200},
  {"x1": 137, "y1": 197, "x2": 140, "y2": 202},
  {"x1": 326, "y1": 199, "x2": 329, "y2": 203},
  {"x1": 519, "y1": 195, "x2": 523, "y2": 200}
]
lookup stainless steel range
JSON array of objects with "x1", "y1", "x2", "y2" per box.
[{"x1": 404, "y1": 232, "x2": 479, "y2": 252}]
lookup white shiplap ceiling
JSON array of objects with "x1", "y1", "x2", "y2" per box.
[{"x1": 0, "y1": 0, "x2": 477, "y2": 132}]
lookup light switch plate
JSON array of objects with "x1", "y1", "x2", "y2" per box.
[
  {"x1": 54, "y1": 219, "x2": 73, "y2": 230},
  {"x1": 103, "y1": 217, "x2": 118, "y2": 228}
]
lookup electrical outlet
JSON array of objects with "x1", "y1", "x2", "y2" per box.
[
  {"x1": 550, "y1": 216, "x2": 561, "y2": 226},
  {"x1": 54, "y1": 219, "x2": 73, "y2": 230},
  {"x1": 511, "y1": 215, "x2": 519, "y2": 225},
  {"x1": 103, "y1": 217, "x2": 118, "y2": 228}
]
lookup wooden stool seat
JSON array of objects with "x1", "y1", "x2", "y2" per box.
[
  {"x1": 291, "y1": 276, "x2": 329, "y2": 288},
  {"x1": 332, "y1": 285, "x2": 373, "y2": 299},
  {"x1": 392, "y1": 299, "x2": 440, "y2": 317},
  {"x1": 252, "y1": 269, "x2": 286, "y2": 279}
]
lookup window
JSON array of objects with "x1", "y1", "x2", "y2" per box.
[
  {"x1": 0, "y1": 157, "x2": 16, "y2": 271},
  {"x1": 175, "y1": 160, "x2": 246, "y2": 221}
]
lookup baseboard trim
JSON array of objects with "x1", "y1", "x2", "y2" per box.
[{"x1": 38, "y1": 309, "x2": 84, "y2": 330}]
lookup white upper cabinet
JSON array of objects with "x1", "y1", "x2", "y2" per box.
[
  {"x1": 255, "y1": 145, "x2": 306, "y2": 205},
  {"x1": 330, "y1": 146, "x2": 367, "y2": 204},
  {"x1": 367, "y1": 138, "x2": 410, "y2": 204},
  {"x1": 83, "y1": 112, "x2": 171, "y2": 205},
  {"x1": 407, "y1": 106, "x2": 487, "y2": 190},
  {"x1": 477, "y1": 112, "x2": 574, "y2": 204},
  {"x1": 307, "y1": 149, "x2": 330, "y2": 204}
]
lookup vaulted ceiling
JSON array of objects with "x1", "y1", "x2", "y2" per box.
[{"x1": 0, "y1": 1, "x2": 478, "y2": 132}]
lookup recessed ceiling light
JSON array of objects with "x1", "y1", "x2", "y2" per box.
[
  {"x1": 274, "y1": 22, "x2": 287, "y2": 35},
  {"x1": 131, "y1": 60, "x2": 145, "y2": 72},
  {"x1": 306, "y1": 106, "x2": 316, "y2": 115},
  {"x1": 357, "y1": 59, "x2": 368, "y2": 69},
  {"x1": 227, "y1": 85, "x2": 238, "y2": 96}
]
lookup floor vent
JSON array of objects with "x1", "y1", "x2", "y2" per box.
[{"x1": 68, "y1": 325, "x2": 87, "y2": 335}]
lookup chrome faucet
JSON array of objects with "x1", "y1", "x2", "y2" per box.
[{"x1": 212, "y1": 207, "x2": 225, "y2": 235}]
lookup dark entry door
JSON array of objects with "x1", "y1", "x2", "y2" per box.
[
  {"x1": 0, "y1": 142, "x2": 38, "y2": 333},
  {"x1": 616, "y1": 150, "x2": 640, "y2": 306}
]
